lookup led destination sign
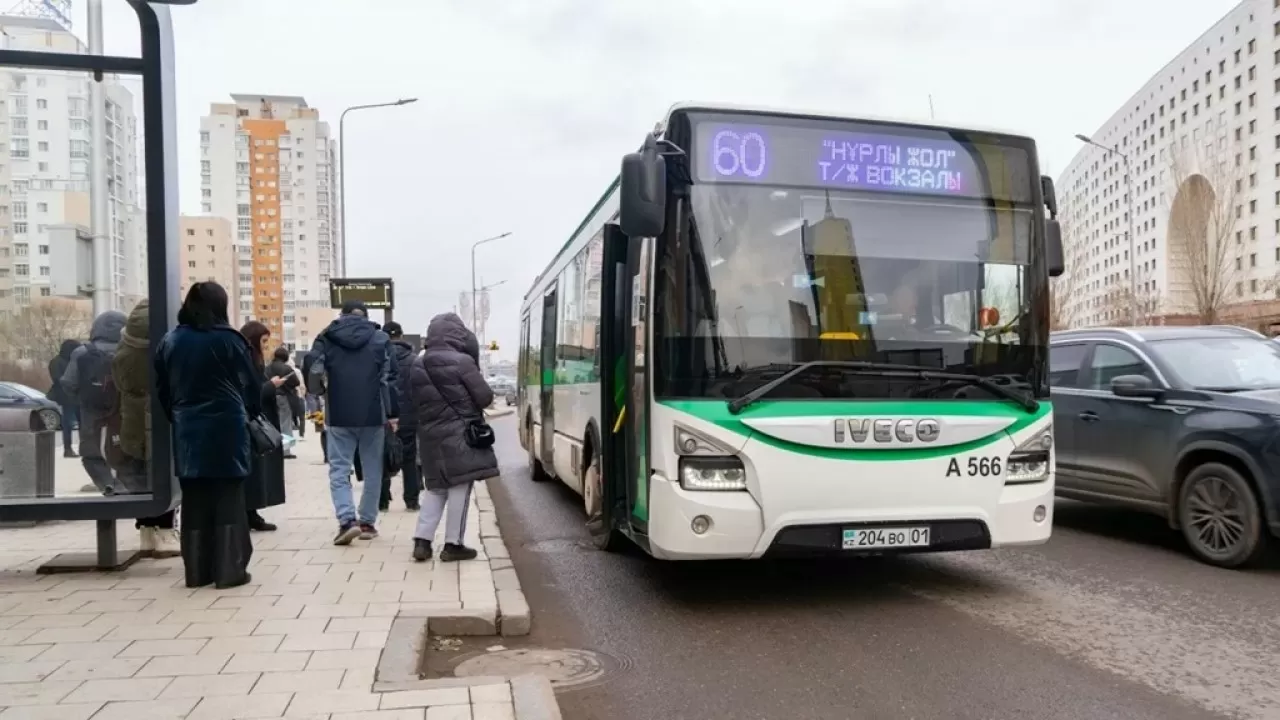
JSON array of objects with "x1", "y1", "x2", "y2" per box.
[
  {"x1": 329, "y1": 278, "x2": 394, "y2": 310},
  {"x1": 693, "y1": 117, "x2": 1033, "y2": 203}
]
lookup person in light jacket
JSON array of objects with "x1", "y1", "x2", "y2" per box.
[{"x1": 410, "y1": 312, "x2": 496, "y2": 563}]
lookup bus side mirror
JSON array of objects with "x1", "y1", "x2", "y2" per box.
[
  {"x1": 1041, "y1": 175, "x2": 1059, "y2": 219},
  {"x1": 620, "y1": 135, "x2": 666, "y2": 238},
  {"x1": 1045, "y1": 218, "x2": 1065, "y2": 278}
]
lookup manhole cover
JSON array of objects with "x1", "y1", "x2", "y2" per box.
[{"x1": 453, "y1": 647, "x2": 618, "y2": 689}]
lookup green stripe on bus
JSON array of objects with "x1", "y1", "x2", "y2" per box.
[{"x1": 659, "y1": 399, "x2": 1051, "y2": 461}]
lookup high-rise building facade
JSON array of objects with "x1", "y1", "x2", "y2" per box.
[
  {"x1": 178, "y1": 215, "x2": 239, "y2": 327},
  {"x1": 1056, "y1": 0, "x2": 1280, "y2": 328},
  {"x1": 0, "y1": 15, "x2": 144, "y2": 317},
  {"x1": 200, "y1": 95, "x2": 340, "y2": 348}
]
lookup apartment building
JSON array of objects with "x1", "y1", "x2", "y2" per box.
[
  {"x1": 1055, "y1": 0, "x2": 1280, "y2": 328},
  {"x1": 0, "y1": 15, "x2": 144, "y2": 318},
  {"x1": 178, "y1": 215, "x2": 239, "y2": 327},
  {"x1": 199, "y1": 95, "x2": 340, "y2": 349}
]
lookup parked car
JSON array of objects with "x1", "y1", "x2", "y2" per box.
[
  {"x1": 0, "y1": 382, "x2": 62, "y2": 430},
  {"x1": 1050, "y1": 325, "x2": 1280, "y2": 568}
]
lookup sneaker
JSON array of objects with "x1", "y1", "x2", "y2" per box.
[
  {"x1": 63, "y1": 449, "x2": 78, "y2": 458},
  {"x1": 439, "y1": 543, "x2": 478, "y2": 562},
  {"x1": 378, "y1": 502, "x2": 390, "y2": 513},
  {"x1": 152, "y1": 529, "x2": 181, "y2": 558},
  {"x1": 138, "y1": 527, "x2": 156, "y2": 555},
  {"x1": 79, "y1": 483, "x2": 97, "y2": 493},
  {"x1": 412, "y1": 538, "x2": 432, "y2": 562},
  {"x1": 405, "y1": 502, "x2": 420, "y2": 512},
  {"x1": 359, "y1": 523, "x2": 379, "y2": 540},
  {"x1": 334, "y1": 523, "x2": 361, "y2": 546}
]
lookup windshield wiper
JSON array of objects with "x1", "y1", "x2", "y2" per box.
[{"x1": 725, "y1": 360, "x2": 1039, "y2": 415}]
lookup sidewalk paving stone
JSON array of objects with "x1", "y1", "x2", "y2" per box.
[{"x1": 0, "y1": 425, "x2": 555, "y2": 718}]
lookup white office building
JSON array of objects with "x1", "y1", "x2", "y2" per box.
[
  {"x1": 0, "y1": 15, "x2": 144, "y2": 316},
  {"x1": 1056, "y1": 0, "x2": 1280, "y2": 328},
  {"x1": 200, "y1": 95, "x2": 340, "y2": 349}
]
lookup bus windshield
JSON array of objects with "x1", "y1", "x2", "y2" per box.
[{"x1": 653, "y1": 182, "x2": 1048, "y2": 401}]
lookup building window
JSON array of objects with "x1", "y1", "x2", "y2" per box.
[{"x1": 35, "y1": 98, "x2": 45, "y2": 110}]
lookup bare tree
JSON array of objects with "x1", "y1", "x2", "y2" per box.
[
  {"x1": 1049, "y1": 221, "x2": 1090, "y2": 330},
  {"x1": 1164, "y1": 141, "x2": 1243, "y2": 324},
  {"x1": 0, "y1": 298, "x2": 92, "y2": 366},
  {"x1": 1100, "y1": 270, "x2": 1163, "y2": 326}
]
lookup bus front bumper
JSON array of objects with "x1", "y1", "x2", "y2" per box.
[{"x1": 646, "y1": 473, "x2": 1054, "y2": 560}]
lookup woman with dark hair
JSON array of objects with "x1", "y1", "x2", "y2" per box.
[
  {"x1": 240, "y1": 321, "x2": 288, "y2": 532},
  {"x1": 154, "y1": 281, "x2": 256, "y2": 589}
]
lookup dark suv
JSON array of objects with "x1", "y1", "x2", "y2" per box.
[{"x1": 1050, "y1": 325, "x2": 1280, "y2": 568}]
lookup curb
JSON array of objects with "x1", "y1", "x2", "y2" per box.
[{"x1": 373, "y1": 474, "x2": 553, "y2": 714}]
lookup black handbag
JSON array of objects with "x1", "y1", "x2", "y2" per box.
[
  {"x1": 424, "y1": 365, "x2": 495, "y2": 449},
  {"x1": 248, "y1": 414, "x2": 283, "y2": 457},
  {"x1": 385, "y1": 430, "x2": 404, "y2": 476}
]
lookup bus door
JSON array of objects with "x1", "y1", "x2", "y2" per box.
[
  {"x1": 624, "y1": 234, "x2": 652, "y2": 531},
  {"x1": 539, "y1": 287, "x2": 558, "y2": 469},
  {"x1": 600, "y1": 224, "x2": 652, "y2": 535}
]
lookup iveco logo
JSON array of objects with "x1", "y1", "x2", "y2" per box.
[{"x1": 833, "y1": 418, "x2": 941, "y2": 444}]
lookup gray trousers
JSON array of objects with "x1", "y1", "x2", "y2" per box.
[
  {"x1": 275, "y1": 395, "x2": 296, "y2": 456},
  {"x1": 414, "y1": 482, "x2": 473, "y2": 545}
]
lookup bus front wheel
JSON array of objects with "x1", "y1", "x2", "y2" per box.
[
  {"x1": 584, "y1": 449, "x2": 623, "y2": 552},
  {"x1": 527, "y1": 421, "x2": 550, "y2": 483}
]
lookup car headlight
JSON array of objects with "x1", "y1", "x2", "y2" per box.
[
  {"x1": 1005, "y1": 428, "x2": 1051, "y2": 485},
  {"x1": 679, "y1": 456, "x2": 748, "y2": 491},
  {"x1": 36, "y1": 408, "x2": 61, "y2": 432}
]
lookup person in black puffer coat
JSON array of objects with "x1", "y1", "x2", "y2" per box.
[{"x1": 410, "y1": 312, "x2": 496, "y2": 562}]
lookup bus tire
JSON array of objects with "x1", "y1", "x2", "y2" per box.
[
  {"x1": 584, "y1": 441, "x2": 624, "y2": 552},
  {"x1": 527, "y1": 418, "x2": 550, "y2": 483}
]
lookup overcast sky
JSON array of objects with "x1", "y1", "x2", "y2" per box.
[{"x1": 85, "y1": 0, "x2": 1239, "y2": 358}]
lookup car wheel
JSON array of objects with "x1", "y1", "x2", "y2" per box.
[
  {"x1": 1177, "y1": 462, "x2": 1268, "y2": 569},
  {"x1": 583, "y1": 450, "x2": 623, "y2": 552}
]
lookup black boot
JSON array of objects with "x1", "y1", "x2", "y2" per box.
[
  {"x1": 181, "y1": 528, "x2": 213, "y2": 588},
  {"x1": 439, "y1": 543, "x2": 478, "y2": 562},
  {"x1": 213, "y1": 525, "x2": 252, "y2": 589},
  {"x1": 413, "y1": 538, "x2": 432, "y2": 562},
  {"x1": 248, "y1": 510, "x2": 277, "y2": 532}
]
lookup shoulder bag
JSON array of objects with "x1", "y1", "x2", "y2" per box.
[
  {"x1": 423, "y1": 364, "x2": 495, "y2": 449},
  {"x1": 248, "y1": 414, "x2": 283, "y2": 457}
]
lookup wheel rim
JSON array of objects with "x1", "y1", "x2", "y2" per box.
[
  {"x1": 584, "y1": 459, "x2": 601, "y2": 521},
  {"x1": 1185, "y1": 476, "x2": 1248, "y2": 557}
]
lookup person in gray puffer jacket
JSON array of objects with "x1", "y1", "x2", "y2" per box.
[{"x1": 410, "y1": 312, "x2": 496, "y2": 562}]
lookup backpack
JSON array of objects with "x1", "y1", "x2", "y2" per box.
[{"x1": 77, "y1": 346, "x2": 117, "y2": 413}]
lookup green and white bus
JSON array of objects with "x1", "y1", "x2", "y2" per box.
[{"x1": 517, "y1": 102, "x2": 1065, "y2": 559}]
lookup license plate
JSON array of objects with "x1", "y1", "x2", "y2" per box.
[{"x1": 842, "y1": 526, "x2": 930, "y2": 550}]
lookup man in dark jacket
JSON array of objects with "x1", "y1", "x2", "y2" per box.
[
  {"x1": 62, "y1": 310, "x2": 126, "y2": 495},
  {"x1": 410, "y1": 312, "x2": 496, "y2": 562},
  {"x1": 383, "y1": 322, "x2": 421, "y2": 512},
  {"x1": 47, "y1": 339, "x2": 81, "y2": 457},
  {"x1": 305, "y1": 300, "x2": 399, "y2": 545}
]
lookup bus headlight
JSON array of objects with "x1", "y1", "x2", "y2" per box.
[
  {"x1": 1005, "y1": 429, "x2": 1051, "y2": 485},
  {"x1": 679, "y1": 457, "x2": 748, "y2": 491}
]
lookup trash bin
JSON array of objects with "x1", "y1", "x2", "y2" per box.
[{"x1": 0, "y1": 408, "x2": 58, "y2": 499}]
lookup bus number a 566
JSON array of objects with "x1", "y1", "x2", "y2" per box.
[{"x1": 947, "y1": 456, "x2": 1002, "y2": 477}]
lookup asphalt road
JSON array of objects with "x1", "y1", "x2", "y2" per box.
[{"x1": 486, "y1": 416, "x2": 1280, "y2": 720}]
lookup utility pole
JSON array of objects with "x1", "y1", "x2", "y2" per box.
[{"x1": 88, "y1": 0, "x2": 111, "y2": 314}]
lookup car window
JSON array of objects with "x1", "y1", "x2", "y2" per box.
[
  {"x1": 0, "y1": 386, "x2": 23, "y2": 401},
  {"x1": 1087, "y1": 344, "x2": 1157, "y2": 390},
  {"x1": 1049, "y1": 343, "x2": 1089, "y2": 387}
]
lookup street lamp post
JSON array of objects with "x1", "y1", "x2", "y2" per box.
[
  {"x1": 470, "y1": 232, "x2": 512, "y2": 333},
  {"x1": 1075, "y1": 133, "x2": 1138, "y2": 325},
  {"x1": 338, "y1": 98, "x2": 418, "y2": 277},
  {"x1": 475, "y1": 278, "x2": 507, "y2": 374}
]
